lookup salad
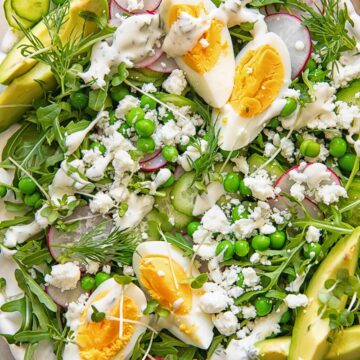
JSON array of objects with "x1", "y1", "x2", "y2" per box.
[{"x1": 0, "y1": 0, "x2": 359, "y2": 359}]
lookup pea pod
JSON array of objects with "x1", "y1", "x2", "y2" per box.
[
  {"x1": 257, "y1": 325, "x2": 360, "y2": 360},
  {"x1": 289, "y1": 227, "x2": 360, "y2": 360}
]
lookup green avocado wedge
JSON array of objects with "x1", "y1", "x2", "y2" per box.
[
  {"x1": 0, "y1": 63, "x2": 56, "y2": 132},
  {"x1": 0, "y1": 0, "x2": 109, "y2": 85},
  {"x1": 289, "y1": 227, "x2": 360, "y2": 360},
  {"x1": 336, "y1": 79, "x2": 360, "y2": 107},
  {"x1": 256, "y1": 325, "x2": 360, "y2": 360}
]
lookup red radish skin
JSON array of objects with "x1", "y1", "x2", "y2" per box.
[
  {"x1": 265, "y1": 13, "x2": 312, "y2": 79},
  {"x1": 134, "y1": 48, "x2": 164, "y2": 68},
  {"x1": 46, "y1": 284, "x2": 87, "y2": 308},
  {"x1": 140, "y1": 152, "x2": 167, "y2": 172},
  {"x1": 147, "y1": 53, "x2": 179, "y2": 73},
  {"x1": 114, "y1": 0, "x2": 162, "y2": 14},
  {"x1": 139, "y1": 148, "x2": 162, "y2": 163}
]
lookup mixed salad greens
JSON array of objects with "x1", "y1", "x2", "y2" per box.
[{"x1": 0, "y1": 0, "x2": 359, "y2": 359}]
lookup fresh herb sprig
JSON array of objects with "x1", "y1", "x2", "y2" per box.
[{"x1": 56, "y1": 221, "x2": 140, "y2": 265}]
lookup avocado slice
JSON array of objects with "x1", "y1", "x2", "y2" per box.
[
  {"x1": 256, "y1": 325, "x2": 360, "y2": 360},
  {"x1": 0, "y1": 0, "x2": 109, "y2": 84},
  {"x1": 289, "y1": 227, "x2": 360, "y2": 360},
  {"x1": 336, "y1": 79, "x2": 360, "y2": 107},
  {"x1": 0, "y1": 63, "x2": 56, "y2": 131}
]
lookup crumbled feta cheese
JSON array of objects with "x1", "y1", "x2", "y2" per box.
[
  {"x1": 290, "y1": 182, "x2": 306, "y2": 201},
  {"x1": 213, "y1": 311, "x2": 239, "y2": 336},
  {"x1": 306, "y1": 226, "x2": 321, "y2": 243},
  {"x1": 193, "y1": 182, "x2": 226, "y2": 216},
  {"x1": 280, "y1": 138, "x2": 295, "y2": 163},
  {"x1": 232, "y1": 156, "x2": 249, "y2": 175},
  {"x1": 202, "y1": 205, "x2": 231, "y2": 234},
  {"x1": 162, "y1": 69, "x2": 187, "y2": 95},
  {"x1": 249, "y1": 253, "x2": 261, "y2": 264},
  {"x1": 65, "y1": 293, "x2": 89, "y2": 331},
  {"x1": 284, "y1": 294, "x2": 308, "y2": 309},
  {"x1": 45, "y1": 262, "x2": 81, "y2": 292},
  {"x1": 316, "y1": 184, "x2": 347, "y2": 205},
  {"x1": 242, "y1": 268, "x2": 260, "y2": 288},
  {"x1": 122, "y1": 265, "x2": 134, "y2": 276},
  {"x1": 102, "y1": 265, "x2": 112, "y2": 274},
  {"x1": 141, "y1": 82, "x2": 157, "y2": 93},
  {"x1": 200, "y1": 290, "x2": 229, "y2": 313},
  {"x1": 264, "y1": 142, "x2": 277, "y2": 158},
  {"x1": 115, "y1": 95, "x2": 140, "y2": 119},
  {"x1": 85, "y1": 260, "x2": 100, "y2": 275},
  {"x1": 241, "y1": 305, "x2": 257, "y2": 319},
  {"x1": 126, "y1": 0, "x2": 144, "y2": 11},
  {"x1": 244, "y1": 170, "x2": 275, "y2": 200},
  {"x1": 90, "y1": 192, "x2": 115, "y2": 214}
]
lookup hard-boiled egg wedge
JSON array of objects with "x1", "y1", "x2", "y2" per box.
[
  {"x1": 63, "y1": 279, "x2": 149, "y2": 360},
  {"x1": 133, "y1": 241, "x2": 214, "y2": 349},
  {"x1": 214, "y1": 32, "x2": 292, "y2": 151},
  {"x1": 160, "y1": 0, "x2": 235, "y2": 108}
]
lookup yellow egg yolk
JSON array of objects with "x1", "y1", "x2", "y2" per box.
[
  {"x1": 76, "y1": 295, "x2": 139, "y2": 360},
  {"x1": 168, "y1": 4, "x2": 225, "y2": 74},
  {"x1": 140, "y1": 255, "x2": 192, "y2": 315},
  {"x1": 229, "y1": 45, "x2": 284, "y2": 117}
]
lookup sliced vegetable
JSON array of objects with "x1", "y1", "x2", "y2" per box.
[
  {"x1": 289, "y1": 227, "x2": 360, "y2": 360},
  {"x1": 140, "y1": 152, "x2": 167, "y2": 172},
  {"x1": 336, "y1": 79, "x2": 360, "y2": 107},
  {"x1": 114, "y1": 0, "x2": 161, "y2": 14},
  {"x1": 145, "y1": 209, "x2": 172, "y2": 240},
  {"x1": 139, "y1": 148, "x2": 161, "y2": 164},
  {"x1": 171, "y1": 171, "x2": 198, "y2": 216},
  {"x1": 248, "y1": 153, "x2": 285, "y2": 179},
  {"x1": 4, "y1": 0, "x2": 35, "y2": 30},
  {"x1": 11, "y1": 0, "x2": 50, "y2": 22},
  {"x1": 340, "y1": 179, "x2": 360, "y2": 227},
  {"x1": 46, "y1": 283, "x2": 87, "y2": 308},
  {"x1": 147, "y1": 53, "x2": 179, "y2": 73},
  {"x1": 110, "y1": 0, "x2": 124, "y2": 19},
  {"x1": 265, "y1": 13, "x2": 312, "y2": 79},
  {"x1": 134, "y1": 48, "x2": 163, "y2": 69}
]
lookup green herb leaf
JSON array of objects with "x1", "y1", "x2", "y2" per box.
[
  {"x1": 191, "y1": 273, "x2": 208, "y2": 289},
  {"x1": 113, "y1": 274, "x2": 136, "y2": 285},
  {"x1": 164, "y1": 232, "x2": 194, "y2": 257},
  {"x1": 143, "y1": 299, "x2": 159, "y2": 315}
]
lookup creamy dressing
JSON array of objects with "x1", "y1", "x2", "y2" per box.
[
  {"x1": 150, "y1": 168, "x2": 172, "y2": 194},
  {"x1": 193, "y1": 182, "x2": 225, "y2": 216},
  {"x1": 65, "y1": 111, "x2": 107, "y2": 155},
  {"x1": 86, "y1": 154, "x2": 112, "y2": 181},
  {"x1": 162, "y1": 12, "x2": 211, "y2": 57},
  {"x1": 3, "y1": 221, "x2": 43, "y2": 248},
  {"x1": 80, "y1": 14, "x2": 164, "y2": 89}
]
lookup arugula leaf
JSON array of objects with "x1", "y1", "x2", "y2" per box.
[
  {"x1": 207, "y1": 335, "x2": 225, "y2": 359},
  {"x1": 0, "y1": 216, "x2": 33, "y2": 230},
  {"x1": 88, "y1": 87, "x2": 109, "y2": 111},
  {"x1": 112, "y1": 63, "x2": 129, "y2": 86},
  {"x1": 164, "y1": 232, "x2": 194, "y2": 257},
  {"x1": 14, "y1": 330, "x2": 52, "y2": 343},
  {"x1": 36, "y1": 104, "x2": 61, "y2": 132}
]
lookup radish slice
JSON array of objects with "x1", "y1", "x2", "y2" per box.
[
  {"x1": 134, "y1": 48, "x2": 163, "y2": 68},
  {"x1": 114, "y1": 0, "x2": 161, "y2": 14},
  {"x1": 274, "y1": 162, "x2": 341, "y2": 199},
  {"x1": 147, "y1": 53, "x2": 179, "y2": 73},
  {"x1": 140, "y1": 152, "x2": 167, "y2": 171},
  {"x1": 174, "y1": 165, "x2": 185, "y2": 180},
  {"x1": 110, "y1": 0, "x2": 125, "y2": 19},
  {"x1": 139, "y1": 148, "x2": 161, "y2": 164},
  {"x1": 47, "y1": 207, "x2": 112, "y2": 261},
  {"x1": 265, "y1": 14, "x2": 312, "y2": 79},
  {"x1": 268, "y1": 195, "x2": 323, "y2": 220},
  {"x1": 46, "y1": 284, "x2": 87, "y2": 308}
]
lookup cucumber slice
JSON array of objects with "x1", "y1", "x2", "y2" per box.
[
  {"x1": 336, "y1": 79, "x2": 360, "y2": 107},
  {"x1": 248, "y1": 153, "x2": 285, "y2": 179},
  {"x1": 4, "y1": 0, "x2": 35, "y2": 30},
  {"x1": 11, "y1": 0, "x2": 50, "y2": 22},
  {"x1": 214, "y1": 162, "x2": 234, "y2": 174},
  {"x1": 171, "y1": 172, "x2": 198, "y2": 216},
  {"x1": 155, "y1": 189, "x2": 192, "y2": 229},
  {"x1": 145, "y1": 209, "x2": 172, "y2": 240}
]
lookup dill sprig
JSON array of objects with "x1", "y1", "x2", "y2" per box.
[
  {"x1": 56, "y1": 221, "x2": 140, "y2": 265},
  {"x1": 286, "y1": 0, "x2": 356, "y2": 69},
  {"x1": 16, "y1": 0, "x2": 114, "y2": 94},
  {"x1": 188, "y1": 122, "x2": 220, "y2": 185}
]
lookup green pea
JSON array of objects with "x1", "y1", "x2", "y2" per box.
[
  {"x1": 18, "y1": 177, "x2": 37, "y2": 195},
  {"x1": 126, "y1": 107, "x2": 145, "y2": 126},
  {"x1": 70, "y1": 92, "x2": 89, "y2": 110},
  {"x1": 280, "y1": 98, "x2": 297, "y2": 117},
  {"x1": 268, "y1": 117, "x2": 280, "y2": 129},
  {"x1": 236, "y1": 272, "x2": 244, "y2": 287},
  {"x1": 305, "y1": 58, "x2": 317, "y2": 72},
  {"x1": 339, "y1": 153, "x2": 356, "y2": 172},
  {"x1": 162, "y1": 145, "x2": 179, "y2": 162},
  {"x1": 270, "y1": 230, "x2": 286, "y2": 249},
  {"x1": 118, "y1": 123, "x2": 130, "y2": 138},
  {"x1": 140, "y1": 94, "x2": 157, "y2": 110},
  {"x1": 255, "y1": 296, "x2": 272, "y2": 317},
  {"x1": 329, "y1": 137, "x2": 347, "y2": 158},
  {"x1": 224, "y1": 172, "x2": 241, "y2": 193},
  {"x1": 160, "y1": 174, "x2": 175, "y2": 188},
  {"x1": 187, "y1": 221, "x2": 201, "y2": 237},
  {"x1": 91, "y1": 141, "x2": 106, "y2": 155},
  {"x1": 303, "y1": 242, "x2": 322, "y2": 259},
  {"x1": 24, "y1": 192, "x2": 42, "y2": 207},
  {"x1": 0, "y1": 185, "x2": 7, "y2": 198},
  {"x1": 280, "y1": 309, "x2": 292, "y2": 324},
  {"x1": 95, "y1": 272, "x2": 111, "y2": 287},
  {"x1": 162, "y1": 111, "x2": 175, "y2": 123},
  {"x1": 215, "y1": 240, "x2": 235, "y2": 261},
  {"x1": 231, "y1": 207, "x2": 249, "y2": 222},
  {"x1": 239, "y1": 179, "x2": 252, "y2": 196},
  {"x1": 110, "y1": 85, "x2": 129, "y2": 102},
  {"x1": 81, "y1": 276, "x2": 96, "y2": 291},
  {"x1": 300, "y1": 139, "x2": 320, "y2": 158},
  {"x1": 137, "y1": 137, "x2": 155, "y2": 153},
  {"x1": 234, "y1": 240, "x2": 250, "y2": 257},
  {"x1": 251, "y1": 235, "x2": 270, "y2": 251},
  {"x1": 109, "y1": 110, "x2": 118, "y2": 125},
  {"x1": 135, "y1": 119, "x2": 155, "y2": 137}
]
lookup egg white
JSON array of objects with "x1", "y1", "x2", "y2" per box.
[
  {"x1": 160, "y1": 0, "x2": 235, "y2": 108},
  {"x1": 214, "y1": 32, "x2": 292, "y2": 151},
  {"x1": 133, "y1": 241, "x2": 214, "y2": 349},
  {"x1": 63, "y1": 279, "x2": 149, "y2": 360}
]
